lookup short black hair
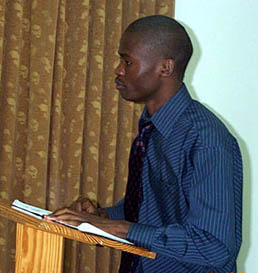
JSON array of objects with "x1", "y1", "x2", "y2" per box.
[{"x1": 124, "y1": 15, "x2": 193, "y2": 81}]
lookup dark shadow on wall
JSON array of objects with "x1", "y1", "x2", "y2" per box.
[
  {"x1": 178, "y1": 20, "x2": 251, "y2": 272},
  {"x1": 178, "y1": 21, "x2": 201, "y2": 100}
]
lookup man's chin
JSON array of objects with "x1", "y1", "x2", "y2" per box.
[
  {"x1": 116, "y1": 89, "x2": 144, "y2": 104},
  {"x1": 118, "y1": 89, "x2": 132, "y2": 101},
  {"x1": 120, "y1": 94, "x2": 144, "y2": 104}
]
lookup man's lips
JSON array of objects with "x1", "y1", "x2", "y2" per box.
[{"x1": 115, "y1": 78, "x2": 126, "y2": 89}]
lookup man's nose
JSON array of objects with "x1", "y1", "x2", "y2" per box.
[{"x1": 114, "y1": 61, "x2": 125, "y2": 76}]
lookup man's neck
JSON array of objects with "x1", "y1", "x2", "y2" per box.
[{"x1": 145, "y1": 81, "x2": 182, "y2": 116}]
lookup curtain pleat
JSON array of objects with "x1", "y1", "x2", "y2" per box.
[{"x1": 0, "y1": 1, "x2": 174, "y2": 272}]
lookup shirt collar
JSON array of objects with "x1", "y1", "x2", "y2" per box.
[{"x1": 140, "y1": 84, "x2": 192, "y2": 139}]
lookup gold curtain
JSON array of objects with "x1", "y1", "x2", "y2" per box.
[{"x1": 0, "y1": 0, "x2": 174, "y2": 272}]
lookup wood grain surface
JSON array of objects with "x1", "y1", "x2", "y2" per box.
[
  {"x1": 15, "y1": 224, "x2": 64, "y2": 273},
  {"x1": 0, "y1": 199, "x2": 156, "y2": 260}
]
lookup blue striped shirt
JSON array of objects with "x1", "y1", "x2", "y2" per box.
[{"x1": 107, "y1": 84, "x2": 243, "y2": 273}]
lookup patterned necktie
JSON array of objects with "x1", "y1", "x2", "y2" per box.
[{"x1": 119, "y1": 121, "x2": 154, "y2": 273}]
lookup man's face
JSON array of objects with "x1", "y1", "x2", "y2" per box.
[{"x1": 114, "y1": 32, "x2": 162, "y2": 104}]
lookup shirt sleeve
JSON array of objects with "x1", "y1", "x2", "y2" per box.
[
  {"x1": 105, "y1": 198, "x2": 125, "y2": 220},
  {"x1": 126, "y1": 139, "x2": 243, "y2": 268}
]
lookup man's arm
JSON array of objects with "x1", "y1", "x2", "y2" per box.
[
  {"x1": 45, "y1": 198, "x2": 129, "y2": 238},
  {"x1": 46, "y1": 207, "x2": 131, "y2": 239},
  {"x1": 126, "y1": 139, "x2": 243, "y2": 268}
]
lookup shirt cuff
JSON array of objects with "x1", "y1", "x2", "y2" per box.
[
  {"x1": 105, "y1": 207, "x2": 122, "y2": 219},
  {"x1": 126, "y1": 223, "x2": 157, "y2": 250},
  {"x1": 105, "y1": 199, "x2": 125, "y2": 220}
]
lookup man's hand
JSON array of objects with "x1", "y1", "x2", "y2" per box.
[
  {"x1": 69, "y1": 197, "x2": 109, "y2": 218},
  {"x1": 45, "y1": 208, "x2": 130, "y2": 239}
]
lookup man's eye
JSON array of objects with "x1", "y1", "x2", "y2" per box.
[{"x1": 125, "y1": 60, "x2": 132, "y2": 65}]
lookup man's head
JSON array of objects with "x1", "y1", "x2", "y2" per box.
[
  {"x1": 115, "y1": 15, "x2": 193, "y2": 113},
  {"x1": 123, "y1": 15, "x2": 193, "y2": 82}
]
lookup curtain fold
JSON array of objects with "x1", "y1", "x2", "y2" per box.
[{"x1": 0, "y1": 1, "x2": 174, "y2": 272}]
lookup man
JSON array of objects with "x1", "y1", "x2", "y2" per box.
[{"x1": 46, "y1": 15, "x2": 243, "y2": 273}]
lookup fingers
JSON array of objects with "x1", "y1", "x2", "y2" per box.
[
  {"x1": 45, "y1": 208, "x2": 89, "y2": 226},
  {"x1": 81, "y1": 199, "x2": 97, "y2": 214},
  {"x1": 49, "y1": 213, "x2": 83, "y2": 222},
  {"x1": 45, "y1": 198, "x2": 99, "y2": 227},
  {"x1": 70, "y1": 198, "x2": 97, "y2": 215},
  {"x1": 70, "y1": 201, "x2": 82, "y2": 211},
  {"x1": 45, "y1": 216, "x2": 83, "y2": 227},
  {"x1": 57, "y1": 220, "x2": 82, "y2": 226},
  {"x1": 70, "y1": 197, "x2": 84, "y2": 211},
  {"x1": 49, "y1": 207, "x2": 75, "y2": 216}
]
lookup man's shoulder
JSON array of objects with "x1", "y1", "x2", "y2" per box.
[{"x1": 174, "y1": 99, "x2": 235, "y2": 147}]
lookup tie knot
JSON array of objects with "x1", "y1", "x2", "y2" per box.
[{"x1": 139, "y1": 120, "x2": 154, "y2": 134}]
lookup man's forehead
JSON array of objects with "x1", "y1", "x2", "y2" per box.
[
  {"x1": 120, "y1": 31, "x2": 142, "y2": 42},
  {"x1": 119, "y1": 32, "x2": 147, "y2": 54}
]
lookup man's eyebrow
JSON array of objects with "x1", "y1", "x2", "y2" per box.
[{"x1": 118, "y1": 52, "x2": 130, "y2": 58}]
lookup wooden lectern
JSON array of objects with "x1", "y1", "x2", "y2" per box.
[{"x1": 0, "y1": 200, "x2": 156, "y2": 273}]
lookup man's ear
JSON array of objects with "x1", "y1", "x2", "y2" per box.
[{"x1": 160, "y1": 59, "x2": 175, "y2": 77}]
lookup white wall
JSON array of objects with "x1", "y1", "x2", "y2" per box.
[{"x1": 175, "y1": 1, "x2": 258, "y2": 272}]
